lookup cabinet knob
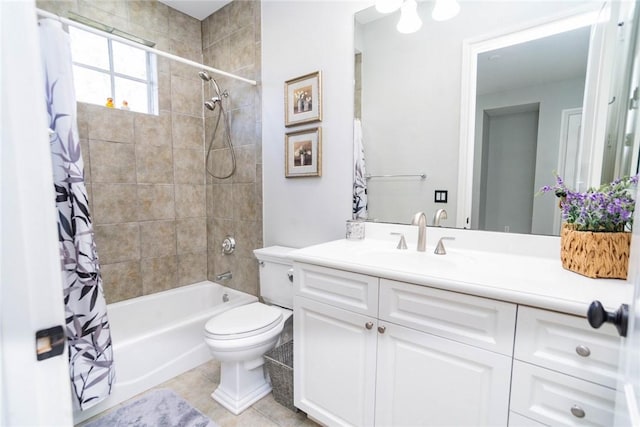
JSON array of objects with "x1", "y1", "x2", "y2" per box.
[
  {"x1": 378, "y1": 325, "x2": 386, "y2": 334},
  {"x1": 587, "y1": 301, "x2": 629, "y2": 337},
  {"x1": 575, "y1": 345, "x2": 591, "y2": 357},
  {"x1": 570, "y1": 405, "x2": 586, "y2": 418},
  {"x1": 365, "y1": 322, "x2": 374, "y2": 330}
]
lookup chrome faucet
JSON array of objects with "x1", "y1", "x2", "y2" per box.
[
  {"x1": 215, "y1": 271, "x2": 232, "y2": 282},
  {"x1": 433, "y1": 209, "x2": 448, "y2": 226},
  {"x1": 411, "y1": 212, "x2": 427, "y2": 252}
]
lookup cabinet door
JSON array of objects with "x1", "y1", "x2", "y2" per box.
[
  {"x1": 294, "y1": 295, "x2": 377, "y2": 427},
  {"x1": 375, "y1": 322, "x2": 511, "y2": 427}
]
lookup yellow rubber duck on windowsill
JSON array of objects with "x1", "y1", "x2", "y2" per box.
[{"x1": 105, "y1": 97, "x2": 114, "y2": 108}]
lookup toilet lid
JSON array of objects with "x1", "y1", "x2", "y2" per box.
[{"x1": 204, "y1": 302, "x2": 283, "y2": 339}]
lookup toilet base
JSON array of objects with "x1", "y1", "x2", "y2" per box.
[{"x1": 211, "y1": 359, "x2": 271, "y2": 415}]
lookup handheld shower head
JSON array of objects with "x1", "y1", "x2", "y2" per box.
[
  {"x1": 198, "y1": 71, "x2": 211, "y2": 82},
  {"x1": 204, "y1": 99, "x2": 218, "y2": 111}
]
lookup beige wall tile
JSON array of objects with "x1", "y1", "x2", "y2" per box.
[
  {"x1": 158, "y1": 72, "x2": 172, "y2": 112},
  {"x1": 137, "y1": 184, "x2": 175, "y2": 221},
  {"x1": 92, "y1": 183, "x2": 138, "y2": 225},
  {"x1": 78, "y1": 0, "x2": 127, "y2": 19},
  {"x1": 229, "y1": 27, "x2": 255, "y2": 72},
  {"x1": 76, "y1": 4, "x2": 129, "y2": 32},
  {"x1": 232, "y1": 145, "x2": 256, "y2": 184},
  {"x1": 176, "y1": 217, "x2": 207, "y2": 254},
  {"x1": 101, "y1": 261, "x2": 142, "y2": 304},
  {"x1": 134, "y1": 113, "x2": 172, "y2": 147},
  {"x1": 209, "y1": 183, "x2": 234, "y2": 219},
  {"x1": 171, "y1": 75, "x2": 203, "y2": 116},
  {"x1": 175, "y1": 184, "x2": 206, "y2": 218},
  {"x1": 230, "y1": 106, "x2": 255, "y2": 146},
  {"x1": 36, "y1": 0, "x2": 79, "y2": 17},
  {"x1": 141, "y1": 255, "x2": 178, "y2": 294},
  {"x1": 136, "y1": 145, "x2": 174, "y2": 184},
  {"x1": 173, "y1": 113, "x2": 204, "y2": 150},
  {"x1": 208, "y1": 251, "x2": 235, "y2": 283},
  {"x1": 203, "y1": 39, "x2": 231, "y2": 76},
  {"x1": 178, "y1": 252, "x2": 207, "y2": 286},
  {"x1": 95, "y1": 223, "x2": 140, "y2": 264},
  {"x1": 169, "y1": 8, "x2": 202, "y2": 46},
  {"x1": 88, "y1": 108, "x2": 134, "y2": 143},
  {"x1": 204, "y1": 115, "x2": 229, "y2": 151},
  {"x1": 232, "y1": 255, "x2": 259, "y2": 296},
  {"x1": 233, "y1": 183, "x2": 258, "y2": 221},
  {"x1": 89, "y1": 140, "x2": 136, "y2": 183},
  {"x1": 128, "y1": 1, "x2": 169, "y2": 32},
  {"x1": 222, "y1": 76, "x2": 255, "y2": 111},
  {"x1": 174, "y1": 148, "x2": 205, "y2": 184},
  {"x1": 228, "y1": 0, "x2": 254, "y2": 33},
  {"x1": 233, "y1": 220, "x2": 259, "y2": 259},
  {"x1": 204, "y1": 4, "x2": 230, "y2": 46},
  {"x1": 80, "y1": 139, "x2": 91, "y2": 182},
  {"x1": 140, "y1": 220, "x2": 176, "y2": 259},
  {"x1": 170, "y1": 38, "x2": 203, "y2": 79}
]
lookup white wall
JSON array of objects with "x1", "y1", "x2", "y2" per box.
[
  {"x1": 261, "y1": 1, "x2": 594, "y2": 247},
  {"x1": 262, "y1": 1, "x2": 369, "y2": 248}
]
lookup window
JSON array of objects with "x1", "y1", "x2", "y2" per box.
[{"x1": 69, "y1": 26, "x2": 158, "y2": 114}]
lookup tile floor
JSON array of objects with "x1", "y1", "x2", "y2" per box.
[{"x1": 79, "y1": 359, "x2": 319, "y2": 427}]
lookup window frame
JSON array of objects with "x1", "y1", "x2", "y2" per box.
[{"x1": 69, "y1": 26, "x2": 158, "y2": 114}]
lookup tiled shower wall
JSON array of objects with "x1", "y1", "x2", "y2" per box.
[
  {"x1": 203, "y1": 1, "x2": 263, "y2": 297},
  {"x1": 37, "y1": 0, "x2": 262, "y2": 302}
]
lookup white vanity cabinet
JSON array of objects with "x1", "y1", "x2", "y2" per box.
[
  {"x1": 510, "y1": 306, "x2": 621, "y2": 426},
  {"x1": 293, "y1": 263, "x2": 516, "y2": 426}
]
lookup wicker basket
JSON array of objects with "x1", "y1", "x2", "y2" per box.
[
  {"x1": 560, "y1": 224, "x2": 631, "y2": 279},
  {"x1": 264, "y1": 340, "x2": 297, "y2": 412}
]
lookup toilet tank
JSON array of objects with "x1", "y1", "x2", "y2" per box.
[{"x1": 253, "y1": 246, "x2": 296, "y2": 309}]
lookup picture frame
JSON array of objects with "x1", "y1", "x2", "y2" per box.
[
  {"x1": 285, "y1": 127, "x2": 322, "y2": 178},
  {"x1": 284, "y1": 71, "x2": 322, "y2": 127}
]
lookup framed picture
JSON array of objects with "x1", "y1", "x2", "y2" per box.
[
  {"x1": 284, "y1": 71, "x2": 322, "y2": 127},
  {"x1": 285, "y1": 127, "x2": 322, "y2": 178}
]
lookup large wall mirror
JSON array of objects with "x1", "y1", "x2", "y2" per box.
[{"x1": 354, "y1": 0, "x2": 640, "y2": 235}]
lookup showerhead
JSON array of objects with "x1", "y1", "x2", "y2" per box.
[
  {"x1": 204, "y1": 98, "x2": 218, "y2": 111},
  {"x1": 198, "y1": 71, "x2": 212, "y2": 82}
]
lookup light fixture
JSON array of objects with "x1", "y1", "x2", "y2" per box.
[
  {"x1": 375, "y1": 0, "x2": 403, "y2": 14},
  {"x1": 397, "y1": 0, "x2": 422, "y2": 34},
  {"x1": 431, "y1": 0, "x2": 460, "y2": 22}
]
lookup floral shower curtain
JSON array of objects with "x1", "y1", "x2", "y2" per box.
[{"x1": 39, "y1": 19, "x2": 114, "y2": 410}]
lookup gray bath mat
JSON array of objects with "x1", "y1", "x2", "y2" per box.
[{"x1": 84, "y1": 389, "x2": 218, "y2": 427}]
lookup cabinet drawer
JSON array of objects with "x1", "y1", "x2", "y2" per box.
[
  {"x1": 511, "y1": 361, "x2": 616, "y2": 426},
  {"x1": 379, "y1": 279, "x2": 517, "y2": 355},
  {"x1": 514, "y1": 306, "x2": 621, "y2": 388},
  {"x1": 294, "y1": 263, "x2": 379, "y2": 316}
]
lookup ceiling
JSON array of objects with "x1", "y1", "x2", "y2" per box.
[{"x1": 157, "y1": 0, "x2": 232, "y2": 20}]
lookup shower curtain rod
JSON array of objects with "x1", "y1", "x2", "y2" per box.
[{"x1": 35, "y1": 8, "x2": 257, "y2": 86}]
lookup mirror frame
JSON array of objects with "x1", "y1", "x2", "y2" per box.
[{"x1": 456, "y1": 5, "x2": 612, "y2": 229}]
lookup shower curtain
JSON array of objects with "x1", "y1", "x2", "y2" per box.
[
  {"x1": 353, "y1": 118, "x2": 368, "y2": 219},
  {"x1": 39, "y1": 19, "x2": 114, "y2": 410}
]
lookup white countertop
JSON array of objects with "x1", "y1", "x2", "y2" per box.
[{"x1": 288, "y1": 223, "x2": 634, "y2": 317}]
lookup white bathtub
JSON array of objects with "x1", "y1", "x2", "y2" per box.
[{"x1": 74, "y1": 281, "x2": 257, "y2": 423}]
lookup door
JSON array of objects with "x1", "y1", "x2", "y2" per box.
[
  {"x1": 375, "y1": 322, "x2": 512, "y2": 426},
  {"x1": 613, "y1": 245, "x2": 640, "y2": 425},
  {"x1": 1, "y1": 0, "x2": 73, "y2": 424},
  {"x1": 293, "y1": 296, "x2": 377, "y2": 427}
]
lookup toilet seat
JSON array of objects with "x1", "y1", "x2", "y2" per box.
[{"x1": 204, "y1": 302, "x2": 283, "y2": 340}]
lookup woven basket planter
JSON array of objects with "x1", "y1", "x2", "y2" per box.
[{"x1": 560, "y1": 224, "x2": 631, "y2": 279}]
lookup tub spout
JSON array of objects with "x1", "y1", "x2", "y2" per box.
[{"x1": 216, "y1": 271, "x2": 232, "y2": 282}]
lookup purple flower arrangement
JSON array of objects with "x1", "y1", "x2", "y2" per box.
[{"x1": 539, "y1": 174, "x2": 639, "y2": 232}]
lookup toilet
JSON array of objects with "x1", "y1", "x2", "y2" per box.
[{"x1": 203, "y1": 246, "x2": 295, "y2": 415}]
